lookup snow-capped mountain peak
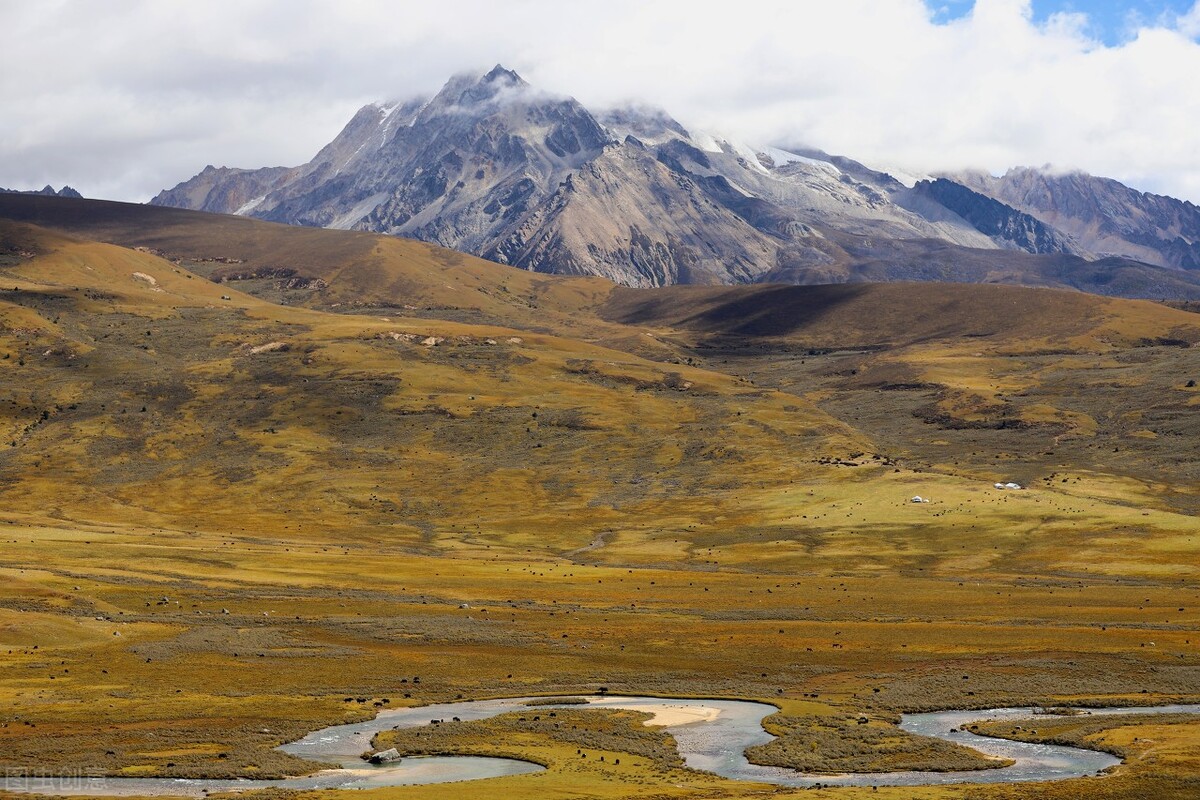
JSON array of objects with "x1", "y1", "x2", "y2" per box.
[{"x1": 150, "y1": 66, "x2": 1200, "y2": 294}]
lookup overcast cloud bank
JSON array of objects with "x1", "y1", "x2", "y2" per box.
[{"x1": 2, "y1": 0, "x2": 1199, "y2": 203}]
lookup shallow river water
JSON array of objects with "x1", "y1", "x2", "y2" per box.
[{"x1": 4, "y1": 696, "x2": 1198, "y2": 795}]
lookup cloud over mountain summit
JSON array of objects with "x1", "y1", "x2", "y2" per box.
[{"x1": 3, "y1": 1, "x2": 1200, "y2": 203}]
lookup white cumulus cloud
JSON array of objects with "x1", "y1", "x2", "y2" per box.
[{"x1": 1, "y1": 0, "x2": 1199, "y2": 203}]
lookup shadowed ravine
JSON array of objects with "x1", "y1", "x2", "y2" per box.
[{"x1": 3, "y1": 697, "x2": 1198, "y2": 795}]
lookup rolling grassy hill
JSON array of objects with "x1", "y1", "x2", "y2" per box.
[
  {"x1": 0, "y1": 215, "x2": 868, "y2": 549},
  {"x1": 602, "y1": 282, "x2": 1200, "y2": 515},
  {"x1": 0, "y1": 197, "x2": 1198, "y2": 800},
  {"x1": 0, "y1": 194, "x2": 633, "y2": 349}
]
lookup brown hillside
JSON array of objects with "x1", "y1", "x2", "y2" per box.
[
  {"x1": 602, "y1": 282, "x2": 1200, "y2": 350},
  {"x1": 0, "y1": 194, "x2": 633, "y2": 345},
  {"x1": 7, "y1": 195, "x2": 1200, "y2": 357},
  {"x1": 0, "y1": 217, "x2": 868, "y2": 545},
  {"x1": 601, "y1": 282, "x2": 1200, "y2": 513}
]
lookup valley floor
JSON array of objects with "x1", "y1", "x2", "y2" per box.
[
  {"x1": 1, "y1": 506, "x2": 1198, "y2": 800},
  {"x1": 0, "y1": 202, "x2": 1197, "y2": 799}
]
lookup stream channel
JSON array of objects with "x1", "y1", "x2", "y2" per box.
[{"x1": 5, "y1": 696, "x2": 1198, "y2": 795}]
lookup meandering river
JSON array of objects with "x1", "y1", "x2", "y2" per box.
[{"x1": 4, "y1": 696, "x2": 1198, "y2": 795}]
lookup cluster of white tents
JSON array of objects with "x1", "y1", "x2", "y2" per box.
[{"x1": 909, "y1": 481, "x2": 1025, "y2": 504}]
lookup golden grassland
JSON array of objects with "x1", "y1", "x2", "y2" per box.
[
  {"x1": 0, "y1": 211, "x2": 1198, "y2": 799},
  {"x1": 746, "y1": 712, "x2": 1013, "y2": 774}
]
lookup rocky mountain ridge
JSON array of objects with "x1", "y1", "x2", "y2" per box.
[
  {"x1": 2, "y1": 184, "x2": 82, "y2": 199},
  {"x1": 152, "y1": 66, "x2": 1200, "y2": 297},
  {"x1": 910, "y1": 178, "x2": 1082, "y2": 256},
  {"x1": 947, "y1": 167, "x2": 1200, "y2": 271}
]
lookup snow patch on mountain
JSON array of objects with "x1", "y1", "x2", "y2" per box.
[
  {"x1": 234, "y1": 194, "x2": 268, "y2": 215},
  {"x1": 759, "y1": 146, "x2": 841, "y2": 175},
  {"x1": 329, "y1": 192, "x2": 389, "y2": 230},
  {"x1": 689, "y1": 130, "x2": 724, "y2": 153},
  {"x1": 857, "y1": 159, "x2": 930, "y2": 188}
]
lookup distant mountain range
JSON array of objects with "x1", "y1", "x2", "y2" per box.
[
  {"x1": 152, "y1": 65, "x2": 1200, "y2": 298},
  {"x1": 948, "y1": 167, "x2": 1200, "y2": 270},
  {"x1": 2, "y1": 184, "x2": 82, "y2": 199}
]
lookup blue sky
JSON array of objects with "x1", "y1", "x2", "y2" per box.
[{"x1": 931, "y1": 0, "x2": 1198, "y2": 42}]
